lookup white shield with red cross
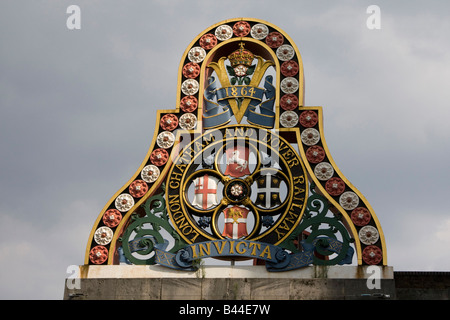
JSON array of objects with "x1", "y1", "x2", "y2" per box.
[
  {"x1": 192, "y1": 174, "x2": 219, "y2": 210},
  {"x1": 224, "y1": 146, "x2": 251, "y2": 178},
  {"x1": 222, "y1": 206, "x2": 249, "y2": 239}
]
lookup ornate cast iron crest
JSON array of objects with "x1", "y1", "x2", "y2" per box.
[{"x1": 85, "y1": 18, "x2": 386, "y2": 271}]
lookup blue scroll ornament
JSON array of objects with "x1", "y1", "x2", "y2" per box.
[
  {"x1": 203, "y1": 75, "x2": 276, "y2": 129},
  {"x1": 154, "y1": 237, "x2": 352, "y2": 272}
]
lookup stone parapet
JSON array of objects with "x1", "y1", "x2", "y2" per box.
[{"x1": 64, "y1": 265, "x2": 395, "y2": 300}]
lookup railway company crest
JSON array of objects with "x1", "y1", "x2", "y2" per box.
[{"x1": 85, "y1": 18, "x2": 386, "y2": 271}]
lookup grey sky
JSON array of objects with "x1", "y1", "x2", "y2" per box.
[{"x1": 1, "y1": 0, "x2": 449, "y2": 299}]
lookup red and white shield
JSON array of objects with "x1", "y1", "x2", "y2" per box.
[
  {"x1": 222, "y1": 206, "x2": 249, "y2": 239},
  {"x1": 192, "y1": 174, "x2": 219, "y2": 210},
  {"x1": 224, "y1": 146, "x2": 251, "y2": 178}
]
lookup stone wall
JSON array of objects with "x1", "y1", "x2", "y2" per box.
[
  {"x1": 64, "y1": 265, "x2": 397, "y2": 300},
  {"x1": 394, "y1": 271, "x2": 450, "y2": 300}
]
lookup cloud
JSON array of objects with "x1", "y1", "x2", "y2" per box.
[
  {"x1": 1, "y1": 1, "x2": 449, "y2": 299},
  {"x1": 386, "y1": 212, "x2": 450, "y2": 271},
  {"x1": 436, "y1": 219, "x2": 450, "y2": 243},
  {"x1": 0, "y1": 199, "x2": 99, "y2": 299}
]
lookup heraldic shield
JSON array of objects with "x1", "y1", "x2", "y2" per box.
[
  {"x1": 84, "y1": 18, "x2": 387, "y2": 270},
  {"x1": 224, "y1": 146, "x2": 251, "y2": 178},
  {"x1": 255, "y1": 172, "x2": 282, "y2": 209},
  {"x1": 192, "y1": 174, "x2": 219, "y2": 210},
  {"x1": 222, "y1": 206, "x2": 249, "y2": 239}
]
